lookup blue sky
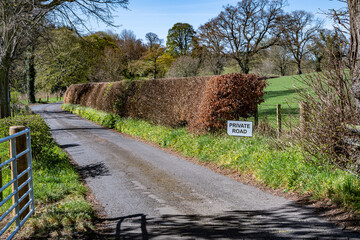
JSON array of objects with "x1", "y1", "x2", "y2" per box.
[{"x1": 89, "y1": 0, "x2": 347, "y2": 42}]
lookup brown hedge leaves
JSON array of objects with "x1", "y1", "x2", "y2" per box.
[
  {"x1": 64, "y1": 74, "x2": 267, "y2": 133},
  {"x1": 192, "y1": 74, "x2": 266, "y2": 132}
]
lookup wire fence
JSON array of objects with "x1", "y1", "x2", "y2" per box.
[{"x1": 244, "y1": 103, "x2": 301, "y2": 137}]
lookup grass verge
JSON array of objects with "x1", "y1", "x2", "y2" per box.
[
  {"x1": 0, "y1": 115, "x2": 95, "y2": 239},
  {"x1": 63, "y1": 104, "x2": 360, "y2": 214}
]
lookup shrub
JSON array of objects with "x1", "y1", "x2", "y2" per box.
[
  {"x1": 166, "y1": 56, "x2": 200, "y2": 78},
  {"x1": 296, "y1": 70, "x2": 360, "y2": 172},
  {"x1": 0, "y1": 115, "x2": 53, "y2": 158},
  {"x1": 192, "y1": 74, "x2": 267, "y2": 132}
]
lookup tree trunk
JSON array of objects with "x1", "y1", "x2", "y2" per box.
[
  {"x1": 315, "y1": 57, "x2": 322, "y2": 72},
  {"x1": 213, "y1": 54, "x2": 224, "y2": 75},
  {"x1": 280, "y1": 66, "x2": 286, "y2": 76},
  {"x1": 153, "y1": 63, "x2": 157, "y2": 79},
  {"x1": 296, "y1": 61, "x2": 302, "y2": 75},
  {"x1": 26, "y1": 46, "x2": 36, "y2": 104},
  {"x1": 0, "y1": 60, "x2": 11, "y2": 118},
  {"x1": 348, "y1": 0, "x2": 360, "y2": 114},
  {"x1": 153, "y1": 57, "x2": 158, "y2": 79},
  {"x1": 236, "y1": 57, "x2": 250, "y2": 74}
]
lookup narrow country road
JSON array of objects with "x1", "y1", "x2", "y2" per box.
[{"x1": 31, "y1": 103, "x2": 360, "y2": 239}]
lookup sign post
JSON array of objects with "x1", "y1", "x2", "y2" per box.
[{"x1": 227, "y1": 121, "x2": 253, "y2": 137}]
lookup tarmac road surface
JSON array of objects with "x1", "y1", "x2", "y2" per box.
[{"x1": 31, "y1": 103, "x2": 360, "y2": 239}]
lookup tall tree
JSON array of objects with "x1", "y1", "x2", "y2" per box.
[
  {"x1": 322, "y1": 30, "x2": 349, "y2": 70},
  {"x1": 115, "y1": 30, "x2": 147, "y2": 79},
  {"x1": 347, "y1": 0, "x2": 360, "y2": 114},
  {"x1": 198, "y1": 19, "x2": 226, "y2": 75},
  {"x1": 278, "y1": 10, "x2": 322, "y2": 75},
  {"x1": 308, "y1": 30, "x2": 330, "y2": 73},
  {"x1": 206, "y1": 0, "x2": 284, "y2": 74},
  {"x1": 145, "y1": 32, "x2": 161, "y2": 49},
  {"x1": 167, "y1": 23, "x2": 196, "y2": 56},
  {"x1": 117, "y1": 30, "x2": 147, "y2": 62},
  {"x1": 0, "y1": 0, "x2": 129, "y2": 118},
  {"x1": 36, "y1": 29, "x2": 118, "y2": 91},
  {"x1": 144, "y1": 32, "x2": 165, "y2": 79},
  {"x1": 269, "y1": 45, "x2": 292, "y2": 76}
]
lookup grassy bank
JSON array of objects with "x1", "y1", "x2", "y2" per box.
[
  {"x1": 0, "y1": 115, "x2": 95, "y2": 239},
  {"x1": 63, "y1": 104, "x2": 360, "y2": 213}
]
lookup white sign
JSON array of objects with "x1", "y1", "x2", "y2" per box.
[{"x1": 227, "y1": 121, "x2": 253, "y2": 137}]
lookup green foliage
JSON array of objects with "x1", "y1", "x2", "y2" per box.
[
  {"x1": 64, "y1": 104, "x2": 360, "y2": 212},
  {"x1": 0, "y1": 115, "x2": 94, "y2": 238},
  {"x1": 167, "y1": 23, "x2": 196, "y2": 56},
  {"x1": 142, "y1": 43, "x2": 167, "y2": 79},
  {"x1": 35, "y1": 29, "x2": 118, "y2": 93},
  {"x1": 0, "y1": 114, "x2": 53, "y2": 157},
  {"x1": 10, "y1": 90, "x2": 21, "y2": 105}
]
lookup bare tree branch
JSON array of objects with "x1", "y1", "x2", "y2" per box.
[
  {"x1": 199, "y1": 0, "x2": 285, "y2": 74},
  {"x1": 277, "y1": 10, "x2": 323, "y2": 74}
]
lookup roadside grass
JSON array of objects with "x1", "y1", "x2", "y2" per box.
[
  {"x1": 0, "y1": 115, "x2": 95, "y2": 239},
  {"x1": 63, "y1": 103, "x2": 360, "y2": 213}
]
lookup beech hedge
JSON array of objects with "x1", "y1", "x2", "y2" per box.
[{"x1": 64, "y1": 74, "x2": 267, "y2": 132}]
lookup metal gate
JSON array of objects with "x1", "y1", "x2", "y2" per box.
[{"x1": 0, "y1": 128, "x2": 35, "y2": 239}]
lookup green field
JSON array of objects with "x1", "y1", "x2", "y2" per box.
[{"x1": 256, "y1": 75, "x2": 304, "y2": 128}]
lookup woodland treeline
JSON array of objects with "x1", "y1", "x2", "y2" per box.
[{"x1": 9, "y1": 0, "x2": 348, "y2": 97}]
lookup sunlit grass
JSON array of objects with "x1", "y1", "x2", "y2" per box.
[{"x1": 252, "y1": 75, "x2": 302, "y2": 128}]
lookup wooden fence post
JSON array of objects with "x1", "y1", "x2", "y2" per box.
[
  {"x1": 10, "y1": 126, "x2": 30, "y2": 220},
  {"x1": 254, "y1": 105, "x2": 259, "y2": 129},
  {"x1": 299, "y1": 102, "x2": 309, "y2": 133},
  {"x1": 277, "y1": 104, "x2": 282, "y2": 138}
]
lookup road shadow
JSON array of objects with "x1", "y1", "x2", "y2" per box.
[
  {"x1": 86, "y1": 204, "x2": 360, "y2": 239},
  {"x1": 263, "y1": 89, "x2": 298, "y2": 101},
  {"x1": 50, "y1": 127, "x2": 105, "y2": 132},
  {"x1": 59, "y1": 143, "x2": 80, "y2": 149},
  {"x1": 77, "y1": 162, "x2": 110, "y2": 179}
]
